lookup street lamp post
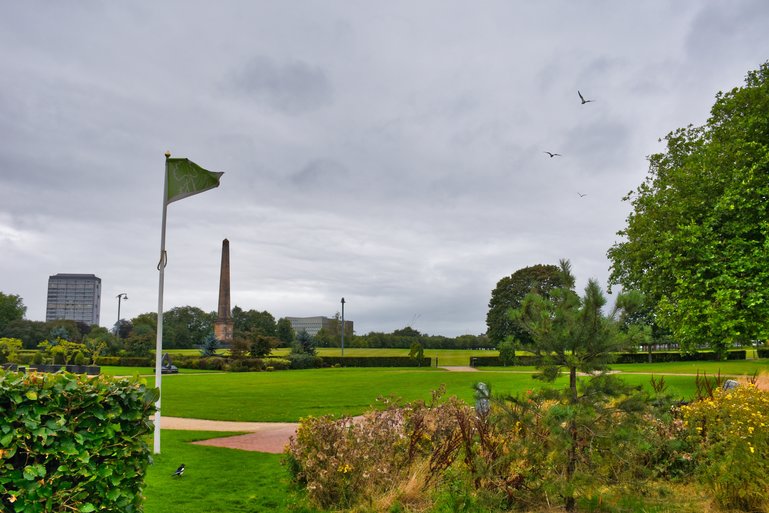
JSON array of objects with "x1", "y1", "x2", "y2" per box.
[
  {"x1": 116, "y1": 293, "x2": 128, "y2": 337},
  {"x1": 340, "y1": 297, "x2": 345, "y2": 357}
]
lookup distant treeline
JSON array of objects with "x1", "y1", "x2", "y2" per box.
[{"x1": 322, "y1": 327, "x2": 493, "y2": 350}]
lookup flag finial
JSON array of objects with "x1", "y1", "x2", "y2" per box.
[{"x1": 165, "y1": 151, "x2": 171, "y2": 159}]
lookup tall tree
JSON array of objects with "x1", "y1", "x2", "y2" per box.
[
  {"x1": 608, "y1": 62, "x2": 769, "y2": 356},
  {"x1": 163, "y1": 306, "x2": 214, "y2": 348},
  {"x1": 232, "y1": 307, "x2": 276, "y2": 337},
  {"x1": 511, "y1": 260, "x2": 643, "y2": 512},
  {"x1": 486, "y1": 264, "x2": 564, "y2": 345},
  {"x1": 276, "y1": 317, "x2": 295, "y2": 345},
  {"x1": 0, "y1": 292, "x2": 26, "y2": 332}
]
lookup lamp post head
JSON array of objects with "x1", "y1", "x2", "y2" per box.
[{"x1": 341, "y1": 297, "x2": 345, "y2": 304}]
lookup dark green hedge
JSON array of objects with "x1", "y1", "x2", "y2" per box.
[
  {"x1": 470, "y1": 355, "x2": 537, "y2": 367},
  {"x1": 471, "y1": 351, "x2": 747, "y2": 367},
  {"x1": 758, "y1": 348, "x2": 769, "y2": 358},
  {"x1": 0, "y1": 370, "x2": 157, "y2": 512},
  {"x1": 321, "y1": 356, "x2": 432, "y2": 367},
  {"x1": 94, "y1": 356, "x2": 154, "y2": 367},
  {"x1": 614, "y1": 350, "x2": 746, "y2": 363}
]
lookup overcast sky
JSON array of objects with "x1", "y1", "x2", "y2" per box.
[{"x1": 1, "y1": 2, "x2": 768, "y2": 337}]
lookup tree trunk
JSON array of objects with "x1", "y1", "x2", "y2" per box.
[{"x1": 565, "y1": 366, "x2": 578, "y2": 512}]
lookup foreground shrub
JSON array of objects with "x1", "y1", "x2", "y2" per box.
[
  {"x1": 286, "y1": 380, "x2": 694, "y2": 512},
  {"x1": 0, "y1": 370, "x2": 158, "y2": 512},
  {"x1": 285, "y1": 389, "x2": 477, "y2": 510},
  {"x1": 682, "y1": 384, "x2": 769, "y2": 512}
]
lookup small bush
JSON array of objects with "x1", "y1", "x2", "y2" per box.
[
  {"x1": 94, "y1": 356, "x2": 121, "y2": 366},
  {"x1": 288, "y1": 354, "x2": 322, "y2": 369}
]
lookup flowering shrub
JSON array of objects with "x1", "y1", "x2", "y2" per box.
[
  {"x1": 285, "y1": 390, "x2": 477, "y2": 510},
  {"x1": 682, "y1": 384, "x2": 769, "y2": 512}
]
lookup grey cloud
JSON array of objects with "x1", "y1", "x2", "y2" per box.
[
  {"x1": 290, "y1": 158, "x2": 350, "y2": 190},
  {"x1": 226, "y1": 56, "x2": 333, "y2": 114}
]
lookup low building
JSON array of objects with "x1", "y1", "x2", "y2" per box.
[{"x1": 285, "y1": 316, "x2": 353, "y2": 337}]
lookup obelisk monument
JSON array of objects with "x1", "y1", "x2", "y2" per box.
[{"x1": 214, "y1": 238, "x2": 234, "y2": 344}]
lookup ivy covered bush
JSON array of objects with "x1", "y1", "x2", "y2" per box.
[{"x1": 0, "y1": 370, "x2": 158, "y2": 512}]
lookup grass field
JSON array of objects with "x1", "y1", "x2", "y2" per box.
[
  {"x1": 166, "y1": 347, "x2": 500, "y2": 366},
  {"x1": 146, "y1": 368, "x2": 547, "y2": 422},
  {"x1": 143, "y1": 430, "x2": 307, "y2": 513},
  {"x1": 166, "y1": 346, "x2": 764, "y2": 366}
]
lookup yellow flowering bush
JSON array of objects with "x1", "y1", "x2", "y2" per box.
[{"x1": 682, "y1": 384, "x2": 769, "y2": 512}]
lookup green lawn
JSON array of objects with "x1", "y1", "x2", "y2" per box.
[
  {"x1": 140, "y1": 365, "x2": 731, "y2": 422},
  {"x1": 99, "y1": 366, "x2": 218, "y2": 377},
  {"x1": 144, "y1": 430, "x2": 312, "y2": 513},
  {"x1": 611, "y1": 359, "x2": 769, "y2": 376},
  {"x1": 147, "y1": 368, "x2": 545, "y2": 422},
  {"x1": 166, "y1": 347, "x2": 500, "y2": 366}
]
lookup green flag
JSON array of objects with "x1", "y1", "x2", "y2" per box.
[{"x1": 166, "y1": 158, "x2": 223, "y2": 205}]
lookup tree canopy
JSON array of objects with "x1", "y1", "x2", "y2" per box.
[
  {"x1": 608, "y1": 62, "x2": 769, "y2": 355},
  {"x1": 486, "y1": 264, "x2": 564, "y2": 345},
  {"x1": 0, "y1": 292, "x2": 26, "y2": 332}
]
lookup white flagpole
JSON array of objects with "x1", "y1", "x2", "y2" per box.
[{"x1": 153, "y1": 151, "x2": 171, "y2": 454}]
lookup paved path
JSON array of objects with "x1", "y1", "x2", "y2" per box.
[{"x1": 162, "y1": 417, "x2": 297, "y2": 454}]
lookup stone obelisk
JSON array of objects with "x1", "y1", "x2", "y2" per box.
[{"x1": 214, "y1": 239, "x2": 234, "y2": 344}]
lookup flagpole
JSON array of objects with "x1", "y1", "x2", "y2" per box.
[{"x1": 153, "y1": 151, "x2": 171, "y2": 454}]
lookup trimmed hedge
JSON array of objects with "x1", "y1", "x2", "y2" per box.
[
  {"x1": 94, "y1": 356, "x2": 154, "y2": 367},
  {"x1": 471, "y1": 350, "x2": 747, "y2": 367},
  {"x1": 321, "y1": 356, "x2": 433, "y2": 368},
  {"x1": 758, "y1": 348, "x2": 769, "y2": 358},
  {"x1": 470, "y1": 355, "x2": 537, "y2": 367},
  {"x1": 614, "y1": 350, "x2": 746, "y2": 363},
  {"x1": 0, "y1": 370, "x2": 157, "y2": 512}
]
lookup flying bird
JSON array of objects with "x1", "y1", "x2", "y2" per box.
[
  {"x1": 543, "y1": 151, "x2": 562, "y2": 158},
  {"x1": 578, "y1": 91, "x2": 593, "y2": 104},
  {"x1": 577, "y1": 192, "x2": 587, "y2": 197},
  {"x1": 172, "y1": 464, "x2": 185, "y2": 477}
]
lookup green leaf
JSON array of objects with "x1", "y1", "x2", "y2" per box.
[
  {"x1": 80, "y1": 503, "x2": 96, "y2": 513},
  {"x1": 25, "y1": 390, "x2": 37, "y2": 401}
]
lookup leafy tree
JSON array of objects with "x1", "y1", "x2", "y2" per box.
[
  {"x1": 249, "y1": 334, "x2": 275, "y2": 358},
  {"x1": 115, "y1": 319, "x2": 132, "y2": 339},
  {"x1": 163, "y1": 306, "x2": 214, "y2": 348},
  {"x1": 392, "y1": 326, "x2": 420, "y2": 338},
  {"x1": 0, "y1": 292, "x2": 26, "y2": 332},
  {"x1": 496, "y1": 340, "x2": 516, "y2": 366},
  {"x1": 227, "y1": 336, "x2": 250, "y2": 359},
  {"x1": 276, "y1": 317, "x2": 295, "y2": 345},
  {"x1": 123, "y1": 331, "x2": 154, "y2": 357},
  {"x1": 131, "y1": 312, "x2": 157, "y2": 332},
  {"x1": 232, "y1": 306, "x2": 276, "y2": 337},
  {"x1": 1, "y1": 319, "x2": 49, "y2": 349},
  {"x1": 608, "y1": 62, "x2": 769, "y2": 356},
  {"x1": 0, "y1": 337, "x2": 22, "y2": 364},
  {"x1": 486, "y1": 264, "x2": 564, "y2": 345}
]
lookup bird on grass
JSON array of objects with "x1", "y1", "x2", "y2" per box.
[
  {"x1": 543, "y1": 151, "x2": 562, "y2": 158},
  {"x1": 171, "y1": 464, "x2": 185, "y2": 477},
  {"x1": 578, "y1": 90, "x2": 594, "y2": 104}
]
